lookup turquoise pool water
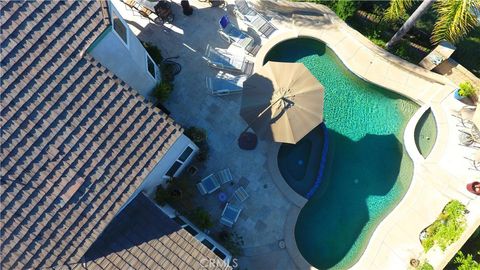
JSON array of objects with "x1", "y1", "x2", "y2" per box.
[{"x1": 266, "y1": 38, "x2": 419, "y2": 269}]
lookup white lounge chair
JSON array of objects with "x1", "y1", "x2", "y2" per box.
[
  {"x1": 219, "y1": 15, "x2": 259, "y2": 56},
  {"x1": 220, "y1": 203, "x2": 242, "y2": 227},
  {"x1": 196, "y1": 174, "x2": 220, "y2": 195},
  {"x1": 206, "y1": 75, "x2": 247, "y2": 96},
  {"x1": 234, "y1": 0, "x2": 277, "y2": 38},
  {"x1": 216, "y1": 168, "x2": 233, "y2": 185},
  {"x1": 233, "y1": 187, "x2": 249, "y2": 202},
  {"x1": 204, "y1": 45, "x2": 254, "y2": 74}
]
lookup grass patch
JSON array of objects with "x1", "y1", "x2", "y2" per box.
[{"x1": 421, "y1": 200, "x2": 467, "y2": 252}]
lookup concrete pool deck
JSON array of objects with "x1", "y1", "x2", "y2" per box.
[{"x1": 111, "y1": 0, "x2": 480, "y2": 269}]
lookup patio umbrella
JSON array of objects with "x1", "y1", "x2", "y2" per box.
[
  {"x1": 240, "y1": 61, "x2": 324, "y2": 144},
  {"x1": 472, "y1": 105, "x2": 480, "y2": 129}
]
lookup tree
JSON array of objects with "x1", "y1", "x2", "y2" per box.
[{"x1": 385, "y1": 0, "x2": 480, "y2": 48}]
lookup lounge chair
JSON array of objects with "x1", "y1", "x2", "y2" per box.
[
  {"x1": 205, "y1": 45, "x2": 254, "y2": 74},
  {"x1": 218, "y1": 15, "x2": 260, "y2": 56},
  {"x1": 206, "y1": 75, "x2": 247, "y2": 96},
  {"x1": 233, "y1": 187, "x2": 249, "y2": 203},
  {"x1": 216, "y1": 168, "x2": 233, "y2": 185},
  {"x1": 196, "y1": 174, "x2": 220, "y2": 195},
  {"x1": 220, "y1": 203, "x2": 242, "y2": 227},
  {"x1": 234, "y1": 0, "x2": 277, "y2": 38}
]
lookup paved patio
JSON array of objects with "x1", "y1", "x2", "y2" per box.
[{"x1": 112, "y1": 0, "x2": 480, "y2": 269}]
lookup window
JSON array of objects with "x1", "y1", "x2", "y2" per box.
[
  {"x1": 178, "y1": 146, "x2": 194, "y2": 162},
  {"x1": 166, "y1": 161, "x2": 182, "y2": 177},
  {"x1": 147, "y1": 55, "x2": 156, "y2": 78},
  {"x1": 112, "y1": 11, "x2": 127, "y2": 45},
  {"x1": 183, "y1": 225, "x2": 198, "y2": 236},
  {"x1": 201, "y1": 239, "x2": 215, "y2": 250},
  {"x1": 164, "y1": 146, "x2": 195, "y2": 178},
  {"x1": 213, "y1": 249, "x2": 226, "y2": 259}
]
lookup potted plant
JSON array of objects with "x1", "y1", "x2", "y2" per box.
[{"x1": 454, "y1": 82, "x2": 477, "y2": 101}]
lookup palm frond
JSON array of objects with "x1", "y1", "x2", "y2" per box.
[
  {"x1": 432, "y1": 0, "x2": 480, "y2": 44},
  {"x1": 385, "y1": 0, "x2": 415, "y2": 22}
]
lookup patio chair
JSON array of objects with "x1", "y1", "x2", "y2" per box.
[
  {"x1": 204, "y1": 45, "x2": 254, "y2": 75},
  {"x1": 234, "y1": 0, "x2": 277, "y2": 38},
  {"x1": 233, "y1": 187, "x2": 249, "y2": 203},
  {"x1": 206, "y1": 75, "x2": 247, "y2": 96},
  {"x1": 218, "y1": 15, "x2": 260, "y2": 56},
  {"x1": 215, "y1": 168, "x2": 233, "y2": 185},
  {"x1": 196, "y1": 174, "x2": 220, "y2": 195},
  {"x1": 220, "y1": 203, "x2": 242, "y2": 227}
]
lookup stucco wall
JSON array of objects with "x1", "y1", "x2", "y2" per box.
[
  {"x1": 127, "y1": 134, "x2": 199, "y2": 205},
  {"x1": 89, "y1": 2, "x2": 160, "y2": 98}
]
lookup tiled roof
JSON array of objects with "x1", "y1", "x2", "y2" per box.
[
  {"x1": 1, "y1": 1, "x2": 182, "y2": 269},
  {"x1": 73, "y1": 193, "x2": 224, "y2": 270}
]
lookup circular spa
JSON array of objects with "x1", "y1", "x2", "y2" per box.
[{"x1": 267, "y1": 38, "x2": 422, "y2": 269}]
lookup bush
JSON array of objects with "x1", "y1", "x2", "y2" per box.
[
  {"x1": 184, "y1": 127, "x2": 207, "y2": 144},
  {"x1": 217, "y1": 231, "x2": 244, "y2": 256},
  {"x1": 417, "y1": 262, "x2": 434, "y2": 270},
  {"x1": 142, "y1": 42, "x2": 163, "y2": 64},
  {"x1": 458, "y1": 81, "x2": 477, "y2": 98},
  {"x1": 155, "y1": 185, "x2": 170, "y2": 206},
  {"x1": 421, "y1": 200, "x2": 467, "y2": 252},
  {"x1": 153, "y1": 81, "x2": 173, "y2": 102},
  {"x1": 188, "y1": 207, "x2": 213, "y2": 230},
  {"x1": 335, "y1": 0, "x2": 359, "y2": 21},
  {"x1": 453, "y1": 251, "x2": 480, "y2": 270}
]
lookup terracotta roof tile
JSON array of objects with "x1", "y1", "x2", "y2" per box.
[{"x1": 0, "y1": 1, "x2": 184, "y2": 269}]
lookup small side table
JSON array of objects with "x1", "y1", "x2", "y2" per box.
[{"x1": 218, "y1": 192, "x2": 227, "y2": 202}]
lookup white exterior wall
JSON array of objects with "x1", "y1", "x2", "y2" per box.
[
  {"x1": 89, "y1": 1, "x2": 160, "y2": 98},
  {"x1": 120, "y1": 134, "x2": 199, "y2": 210}
]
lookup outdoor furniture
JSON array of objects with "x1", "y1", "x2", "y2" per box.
[
  {"x1": 196, "y1": 174, "x2": 220, "y2": 195},
  {"x1": 206, "y1": 75, "x2": 247, "y2": 96},
  {"x1": 204, "y1": 45, "x2": 254, "y2": 74},
  {"x1": 220, "y1": 203, "x2": 242, "y2": 227},
  {"x1": 234, "y1": 0, "x2": 277, "y2": 38},
  {"x1": 233, "y1": 187, "x2": 249, "y2": 202},
  {"x1": 196, "y1": 169, "x2": 233, "y2": 195},
  {"x1": 216, "y1": 168, "x2": 233, "y2": 185},
  {"x1": 218, "y1": 15, "x2": 259, "y2": 56}
]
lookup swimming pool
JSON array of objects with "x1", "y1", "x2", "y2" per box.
[{"x1": 267, "y1": 38, "x2": 419, "y2": 269}]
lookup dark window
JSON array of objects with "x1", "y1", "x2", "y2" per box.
[
  {"x1": 112, "y1": 12, "x2": 127, "y2": 44},
  {"x1": 183, "y1": 225, "x2": 198, "y2": 236},
  {"x1": 201, "y1": 239, "x2": 215, "y2": 250},
  {"x1": 173, "y1": 216, "x2": 186, "y2": 226},
  {"x1": 213, "y1": 248, "x2": 226, "y2": 259},
  {"x1": 166, "y1": 161, "x2": 182, "y2": 177},
  {"x1": 147, "y1": 56, "x2": 156, "y2": 78},
  {"x1": 178, "y1": 146, "x2": 193, "y2": 162}
]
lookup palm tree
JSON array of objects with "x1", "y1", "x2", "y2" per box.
[{"x1": 385, "y1": 0, "x2": 480, "y2": 49}]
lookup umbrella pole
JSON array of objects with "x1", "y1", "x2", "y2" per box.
[{"x1": 239, "y1": 97, "x2": 285, "y2": 150}]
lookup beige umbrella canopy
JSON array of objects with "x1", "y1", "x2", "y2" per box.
[
  {"x1": 472, "y1": 105, "x2": 480, "y2": 129},
  {"x1": 240, "y1": 61, "x2": 324, "y2": 144}
]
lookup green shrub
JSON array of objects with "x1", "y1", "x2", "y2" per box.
[
  {"x1": 217, "y1": 231, "x2": 244, "y2": 256},
  {"x1": 189, "y1": 207, "x2": 213, "y2": 230},
  {"x1": 153, "y1": 81, "x2": 173, "y2": 102},
  {"x1": 335, "y1": 0, "x2": 359, "y2": 21},
  {"x1": 458, "y1": 81, "x2": 477, "y2": 98},
  {"x1": 421, "y1": 200, "x2": 467, "y2": 252},
  {"x1": 453, "y1": 251, "x2": 480, "y2": 270},
  {"x1": 184, "y1": 127, "x2": 207, "y2": 144},
  {"x1": 417, "y1": 261, "x2": 434, "y2": 270},
  {"x1": 142, "y1": 42, "x2": 163, "y2": 64}
]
